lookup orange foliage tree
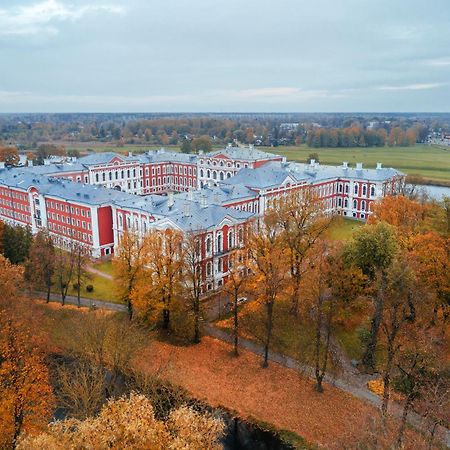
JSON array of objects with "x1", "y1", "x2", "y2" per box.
[
  {"x1": 247, "y1": 212, "x2": 289, "y2": 367},
  {"x1": 0, "y1": 317, "x2": 54, "y2": 448},
  {"x1": 132, "y1": 229, "x2": 185, "y2": 331}
]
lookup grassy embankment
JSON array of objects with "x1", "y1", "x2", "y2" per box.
[
  {"x1": 265, "y1": 144, "x2": 450, "y2": 186},
  {"x1": 50, "y1": 259, "x2": 118, "y2": 303}
]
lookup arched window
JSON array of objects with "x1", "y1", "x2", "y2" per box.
[
  {"x1": 338, "y1": 198, "x2": 342, "y2": 207},
  {"x1": 200, "y1": 169, "x2": 204, "y2": 177},
  {"x1": 206, "y1": 262, "x2": 212, "y2": 277},
  {"x1": 228, "y1": 230, "x2": 233, "y2": 249},
  {"x1": 102, "y1": 173, "x2": 106, "y2": 182},
  {"x1": 213, "y1": 171, "x2": 217, "y2": 180},
  {"x1": 206, "y1": 236, "x2": 212, "y2": 254},
  {"x1": 238, "y1": 227, "x2": 244, "y2": 244},
  {"x1": 353, "y1": 199, "x2": 358, "y2": 209},
  {"x1": 220, "y1": 172, "x2": 224, "y2": 180},
  {"x1": 95, "y1": 173, "x2": 99, "y2": 182},
  {"x1": 361, "y1": 200, "x2": 366, "y2": 211},
  {"x1": 216, "y1": 233, "x2": 222, "y2": 253},
  {"x1": 345, "y1": 183, "x2": 349, "y2": 193},
  {"x1": 370, "y1": 186, "x2": 375, "y2": 197},
  {"x1": 207, "y1": 170, "x2": 211, "y2": 178},
  {"x1": 344, "y1": 198, "x2": 348, "y2": 207},
  {"x1": 227, "y1": 172, "x2": 231, "y2": 178},
  {"x1": 362, "y1": 185, "x2": 367, "y2": 196},
  {"x1": 354, "y1": 183, "x2": 358, "y2": 195}
]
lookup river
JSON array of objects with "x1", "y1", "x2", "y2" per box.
[{"x1": 408, "y1": 184, "x2": 450, "y2": 201}]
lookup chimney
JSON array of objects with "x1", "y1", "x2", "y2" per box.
[
  {"x1": 213, "y1": 192, "x2": 220, "y2": 204},
  {"x1": 227, "y1": 143, "x2": 232, "y2": 148},
  {"x1": 310, "y1": 158, "x2": 316, "y2": 166},
  {"x1": 376, "y1": 162, "x2": 382, "y2": 170},
  {"x1": 167, "y1": 191, "x2": 174, "y2": 209},
  {"x1": 343, "y1": 161, "x2": 348, "y2": 169},
  {"x1": 183, "y1": 201, "x2": 191, "y2": 216},
  {"x1": 27, "y1": 159, "x2": 33, "y2": 167},
  {"x1": 198, "y1": 150, "x2": 204, "y2": 155},
  {"x1": 0, "y1": 162, "x2": 5, "y2": 169},
  {"x1": 43, "y1": 159, "x2": 51, "y2": 166},
  {"x1": 356, "y1": 162, "x2": 363, "y2": 170},
  {"x1": 207, "y1": 179, "x2": 214, "y2": 188},
  {"x1": 128, "y1": 152, "x2": 133, "y2": 157},
  {"x1": 200, "y1": 195, "x2": 208, "y2": 208},
  {"x1": 188, "y1": 189, "x2": 194, "y2": 201}
]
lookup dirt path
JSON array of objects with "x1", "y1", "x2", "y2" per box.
[{"x1": 86, "y1": 265, "x2": 113, "y2": 280}]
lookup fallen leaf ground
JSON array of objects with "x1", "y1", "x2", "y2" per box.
[{"x1": 136, "y1": 336, "x2": 429, "y2": 449}]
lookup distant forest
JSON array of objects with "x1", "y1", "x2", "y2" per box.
[{"x1": 0, "y1": 112, "x2": 449, "y2": 150}]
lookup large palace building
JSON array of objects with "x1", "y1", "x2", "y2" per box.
[{"x1": 0, "y1": 145, "x2": 404, "y2": 289}]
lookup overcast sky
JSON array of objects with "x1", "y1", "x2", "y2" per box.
[{"x1": 0, "y1": 0, "x2": 449, "y2": 112}]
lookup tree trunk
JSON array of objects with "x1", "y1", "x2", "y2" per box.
[
  {"x1": 162, "y1": 307, "x2": 170, "y2": 330},
  {"x1": 381, "y1": 342, "x2": 394, "y2": 417},
  {"x1": 397, "y1": 393, "x2": 414, "y2": 448},
  {"x1": 193, "y1": 295, "x2": 200, "y2": 344},
  {"x1": 262, "y1": 300, "x2": 274, "y2": 368},
  {"x1": 362, "y1": 275, "x2": 385, "y2": 372},
  {"x1": 233, "y1": 293, "x2": 239, "y2": 357},
  {"x1": 46, "y1": 284, "x2": 51, "y2": 303}
]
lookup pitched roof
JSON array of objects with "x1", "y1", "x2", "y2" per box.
[{"x1": 205, "y1": 146, "x2": 282, "y2": 161}]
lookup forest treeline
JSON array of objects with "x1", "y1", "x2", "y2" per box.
[{"x1": 0, "y1": 114, "x2": 445, "y2": 149}]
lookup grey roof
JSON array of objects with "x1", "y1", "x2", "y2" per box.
[
  {"x1": 77, "y1": 152, "x2": 139, "y2": 166},
  {"x1": 205, "y1": 146, "x2": 283, "y2": 161},
  {"x1": 177, "y1": 184, "x2": 258, "y2": 205},
  {"x1": 114, "y1": 193, "x2": 254, "y2": 232},
  {"x1": 20, "y1": 162, "x2": 88, "y2": 176},
  {"x1": 0, "y1": 169, "x2": 131, "y2": 206},
  {"x1": 136, "y1": 149, "x2": 198, "y2": 164},
  {"x1": 285, "y1": 162, "x2": 405, "y2": 182},
  {"x1": 221, "y1": 161, "x2": 306, "y2": 189}
]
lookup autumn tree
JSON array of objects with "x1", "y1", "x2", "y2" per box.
[
  {"x1": 182, "y1": 232, "x2": 204, "y2": 344},
  {"x1": 191, "y1": 135, "x2": 212, "y2": 153},
  {"x1": 223, "y1": 248, "x2": 251, "y2": 356},
  {"x1": 113, "y1": 231, "x2": 145, "y2": 319},
  {"x1": 132, "y1": 229, "x2": 184, "y2": 331},
  {"x1": 1, "y1": 224, "x2": 33, "y2": 264},
  {"x1": 18, "y1": 393, "x2": 224, "y2": 450},
  {"x1": 378, "y1": 256, "x2": 418, "y2": 418},
  {"x1": 54, "y1": 245, "x2": 75, "y2": 306},
  {"x1": 344, "y1": 222, "x2": 398, "y2": 372},
  {"x1": 24, "y1": 231, "x2": 55, "y2": 302},
  {"x1": 272, "y1": 188, "x2": 331, "y2": 315},
  {"x1": 248, "y1": 212, "x2": 289, "y2": 367},
  {"x1": 0, "y1": 316, "x2": 54, "y2": 449},
  {"x1": 369, "y1": 195, "x2": 430, "y2": 238},
  {"x1": 408, "y1": 232, "x2": 450, "y2": 324},
  {"x1": 0, "y1": 254, "x2": 24, "y2": 310},
  {"x1": 0, "y1": 146, "x2": 20, "y2": 165},
  {"x1": 305, "y1": 242, "x2": 366, "y2": 392},
  {"x1": 72, "y1": 243, "x2": 90, "y2": 307}
]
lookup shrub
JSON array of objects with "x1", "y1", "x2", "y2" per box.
[{"x1": 86, "y1": 284, "x2": 94, "y2": 292}]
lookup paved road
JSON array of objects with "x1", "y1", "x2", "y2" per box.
[
  {"x1": 28, "y1": 290, "x2": 127, "y2": 312},
  {"x1": 203, "y1": 324, "x2": 450, "y2": 447}
]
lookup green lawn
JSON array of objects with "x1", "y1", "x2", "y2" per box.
[
  {"x1": 51, "y1": 263, "x2": 119, "y2": 303},
  {"x1": 92, "y1": 259, "x2": 114, "y2": 276},
  {"x1": 325, "y1": 217, "x2": 364, "y2": 241},
  {"x1": 263, "y1": 144, "x2": 450, "y2": 184}
]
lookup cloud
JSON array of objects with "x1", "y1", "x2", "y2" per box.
[
  {"x1": 215, "y1": 87, "x2": 346, "y2": 102},
  {"x1": 376, "y1": 83, "x2": 445, "y2": 91},
  {"x1": 0, "y1": 0, "x2": 124, "y2": 37},
  {"x1": 424, "y1": 57, "x2": 450, "y2": 67}
]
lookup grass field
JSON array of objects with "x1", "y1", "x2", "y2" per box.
[{"x1": 263, "y1": 144, "x2": 450, "y2": 184}]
